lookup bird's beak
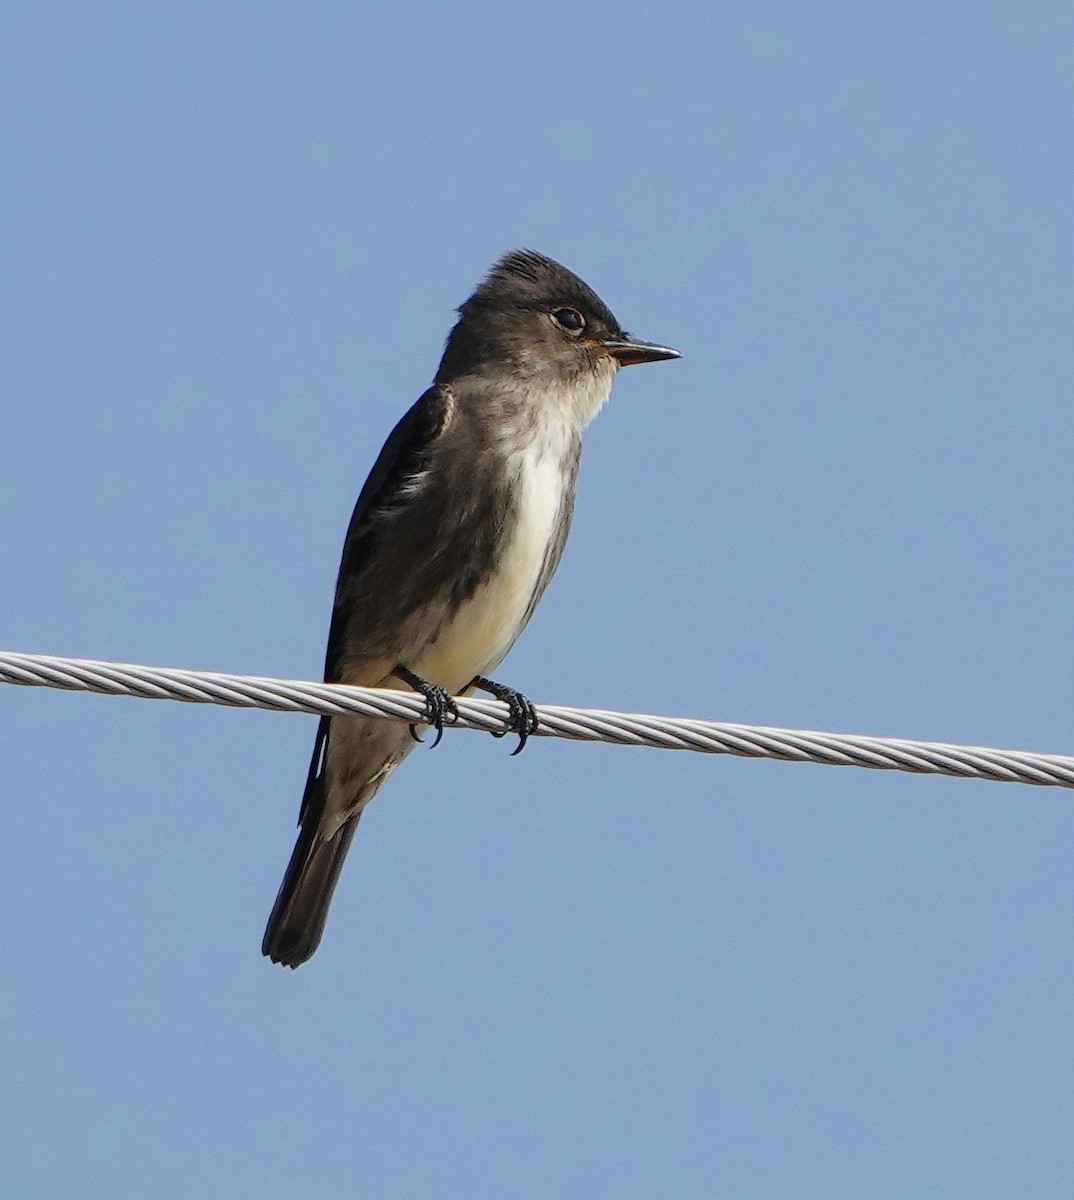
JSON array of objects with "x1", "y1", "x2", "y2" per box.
[{"x1": 599, "y1": 334, "x2": 682, "y2": 367}]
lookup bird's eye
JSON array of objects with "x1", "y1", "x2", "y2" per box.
[{"x1": 551, "y1": 307, "x2": 585, "y2": 334}]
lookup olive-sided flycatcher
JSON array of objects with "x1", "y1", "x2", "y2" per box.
[{"x1": 263, "y1": 249, "x2": 679, "y2": 967}]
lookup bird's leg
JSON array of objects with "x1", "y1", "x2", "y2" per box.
[
  {"x1": 392, "y1": 665, "x2": 459, "y2": 748},
  {"x1": 469, "y1": 675, "x2": 539, "y2": 755}
]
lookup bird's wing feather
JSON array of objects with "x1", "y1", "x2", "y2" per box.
[{"x1": 323, "y1": 384, "x2": 454, "y2": 682}]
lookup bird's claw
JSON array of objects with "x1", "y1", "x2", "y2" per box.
[
  {"x1": 394, "y1": 665, "x2": 458, "y2": 748},
  {"x1": 413, "y1": 686, "x2": 458, "y2": 748},
  {"x1": 472, "y1": 676, "x2": 539, "y2": 754}
]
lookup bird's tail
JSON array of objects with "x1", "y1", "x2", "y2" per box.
[
  {"x1": 262, "y1": 811, "x2": 361, "y2": 969},
  {"x1": 262, "y1": 717, "x2": 361, "y2": 969}
]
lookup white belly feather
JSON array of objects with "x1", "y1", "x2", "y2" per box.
[{"x1": 412, "y1": 431, "x2": 571, "y2": 692}]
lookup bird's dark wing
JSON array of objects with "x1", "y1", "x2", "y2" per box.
[{"x1": 323, "y1": 383, "x2": 454, "y2": 682}]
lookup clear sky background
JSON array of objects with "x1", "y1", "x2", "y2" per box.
[{"x1": 3, "y1": 3, "x2": 1074, "y2": 1196}]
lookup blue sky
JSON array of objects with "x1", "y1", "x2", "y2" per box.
[{"x1": 3, "y1": 2, "x2": 1074, "y2": 1195}]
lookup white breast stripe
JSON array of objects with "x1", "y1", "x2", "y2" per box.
[
  {"x1": 414, "y1": 421, "x2": 573, "y2": 691},
  {"x1": 412, "y1": 362, "x2": 614, "y2": 692}
]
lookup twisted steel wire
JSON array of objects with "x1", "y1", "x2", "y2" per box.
[{"x1": 2, "y1": 650, "x2": 1073, "y2": 789}]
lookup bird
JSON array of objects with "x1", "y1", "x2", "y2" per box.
[{"x1": 262, "y1": 249, "x2": 679, "y2": 967}]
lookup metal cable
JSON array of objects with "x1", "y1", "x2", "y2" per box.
[{"x1": 2, "y1": 649, "x2": 1072, "y2": 789}]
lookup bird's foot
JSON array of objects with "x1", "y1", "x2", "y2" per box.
[
  {"x1": 393, "y1": 665, "x2": 458, "y2": 748},
  {"x1": 470, "y1": 676, "x2": 539, "y2": 755}
]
